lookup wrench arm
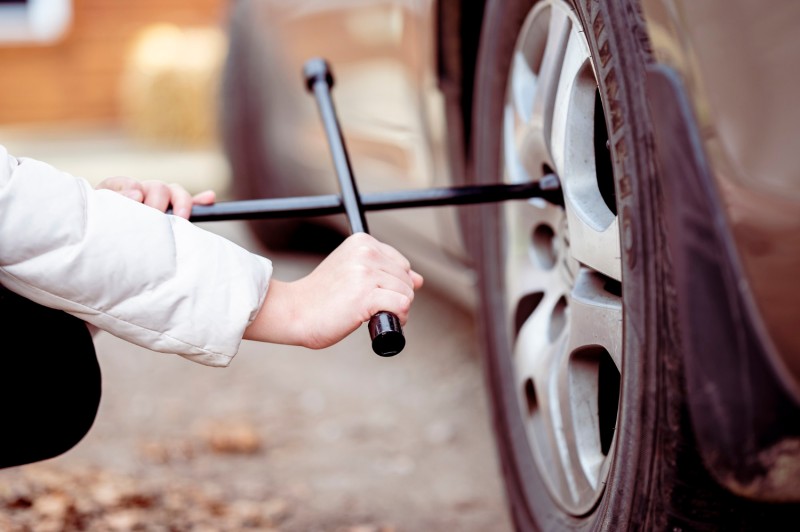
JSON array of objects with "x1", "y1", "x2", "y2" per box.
[{"x1": 304, "y1": 58, "x2": 405, "y2": 357}]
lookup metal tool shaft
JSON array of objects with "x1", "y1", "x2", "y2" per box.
[
  {"x1": 186, "y1": 180, "x2": 560, "y2": 222},
  {"x1": 305, "y1": 61, "x2": 368, "y2": 234}
]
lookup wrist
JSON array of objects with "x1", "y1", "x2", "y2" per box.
[{"x1": 244, "y1": 279, "x2": 303, "y2": 346}]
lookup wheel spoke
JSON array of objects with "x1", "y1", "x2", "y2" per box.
[
  {"x1": 513, "y1": 119, "x2": 552, "y2": 184},
  {"x1": 514, "y1": 292, "x2": 562, "y2": 384},
  {"x1": 555, "y1": 345, "x2": 609, "y2": 502},
  {"x1": 509, "y1": 50, "x2": 539, "y2": 125},
  {"x1": 528, "y1": 6, "x2": 571, "y2": 167},
  {"x1": 504, "y1": 103, "x2": 538, "y2": 184},
  {"x1": 550, "y1": 24, "x2": 593, "y2": 176},
  {"x1": 514, "y1": 308, "x2": 576, "y2": 501},
  {"x1": 567, "y1": 269, "x2": 623, "y2": 369},
  {"x1": 545, "y1": 22, "x2": 619, "y2": 281},
  {"x1": 565, "y1": 205, "x2": 621, "y2": 281},
  {"x1": 506, "y1": 6, "x2": 573, "y2": 183},
  {"x1": 557, "y1": 270, "x2": 622, "y2": 502}
]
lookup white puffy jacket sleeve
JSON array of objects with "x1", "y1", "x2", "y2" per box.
[{"x1": 0, "y1": 145, "x2": 272, "y2": 367}]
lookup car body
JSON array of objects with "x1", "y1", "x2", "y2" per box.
[
  {"x1": 220, "y1": 0, "x2": 479, "y2": 306},
  {"x1": 221, "y1": 0, "x2": 800, "y2": 527}
]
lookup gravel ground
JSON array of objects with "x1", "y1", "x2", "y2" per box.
[{"x1": 0, "y1": 221, "x2": 512, "y2": 531}]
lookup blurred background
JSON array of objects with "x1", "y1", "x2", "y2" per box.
[
  {"x1": 0, "y1": 0, "x2": 230, "y2": 192},
  {"x1": 0, "y1": 1, "x2": 510, "y2": 530}
]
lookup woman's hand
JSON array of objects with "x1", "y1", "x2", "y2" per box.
[
  {"x1": 95, "y1": 176, "x2": 216, "y2": 219},
  {"x1": 244, "y1": 233, "x2": 424, "y2": 349}
]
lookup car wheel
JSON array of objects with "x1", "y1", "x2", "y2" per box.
[
  {"x1": 472, "y1": 0, "x2": 796, "y2": 529},
  {"x1": 220, "y1": 0, "x2": 341, "y2": 251}
]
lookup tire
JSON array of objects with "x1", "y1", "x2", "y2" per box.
[
  {"x1": 471, "y1": 0, "x2": 797, "y2": 529},
  {"x1": 220, "y1": 0, "x2": 344, "y2": 252}
]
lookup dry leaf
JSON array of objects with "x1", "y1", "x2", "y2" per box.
[{"x1": 200, "y1": 420, "x2": 262, "y2": 455}]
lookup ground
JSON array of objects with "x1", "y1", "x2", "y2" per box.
[{"x1": 0, "y1": 218, "x2": 512, "y2": 531}]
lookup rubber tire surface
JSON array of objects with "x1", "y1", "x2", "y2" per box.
[
  {"x1": 220, "y1": 0, "x2": 305, "y2": 250},
  {"x1": 471, "y1": 0, "x2": 798, "y2": 529}
]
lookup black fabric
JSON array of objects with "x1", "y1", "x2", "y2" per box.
[{"x1": 0, "y1": 286, "x2": 101, "y2": 469}]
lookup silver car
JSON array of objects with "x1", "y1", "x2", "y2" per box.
[{"x1": 220, "y1": 0, "x2": 800, "y2": 528}]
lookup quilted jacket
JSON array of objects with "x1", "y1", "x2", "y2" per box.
[{"x1": 0, "y1": 145, "x2": 272, "y2": 367}]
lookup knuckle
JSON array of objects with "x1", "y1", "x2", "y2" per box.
[
  {"x1": 357, "y1": 244, "x2": 378, "y2": 261},
  {"x1": 351, "y1": 233, "x2": 371, "y2": 245},
  {"x1": 354, "y1": 262, "x2": 370, "y2": 275},
  {"x1": 405, "y1": 287, "x2": 415, "y2": 302},
  {"x1": 397, "y1": 294, "x2": 412, "y2": 313}
]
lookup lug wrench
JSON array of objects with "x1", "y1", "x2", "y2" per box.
[{"x1": 182, "y1": 58, "x2": 563, "y2": 357}]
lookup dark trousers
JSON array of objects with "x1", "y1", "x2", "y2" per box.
[{"x1": 0, "y1": 287, "x2": 101, "y2": 469}]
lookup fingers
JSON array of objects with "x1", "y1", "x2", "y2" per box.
[
  {"x1": 151, "y1": 184, "x2": 215, "y2": 218},
  {"x1": 374, "y1": 270, "x2": 415, "y2": 303},
  {"x1": 367, "y1": 289, "x2": 413, "y2": 325},
  {"x1": 192, "y1": 189, "x2": 216, "y2": 205},
  {"x1": 166, "y1": 183, "x2": 193, "y2": 219},
  {"x1": 375, "y1": 240, "x2": 411, "y2": 272},
  {"x1": 410, "y1": 270, "x2": 424, "y2": 290},
  {"x1": 95, "y1": 176, "x2": 144, "y2": 202},
  {"x1": 374, "y1": 253, "x2": 415, "y2": 290},
  {"x1": 343, "y1": 234, "x2": 420, "y2": 291},
  {"x1": 338, "y1": 234, "x2": 421, "y2": 326},
  {"x1": 97, "y1": 177, "x2": 216, "y2": 219},
  {"x1": 371, "y1": 238, "x2": 423, "y2": 289},
  {"x1": 139, "y1": 180, "x2": 172, "y2": 213},
  {"x1": 142, "y1": 181, "x2": 217, "y2": 218}
]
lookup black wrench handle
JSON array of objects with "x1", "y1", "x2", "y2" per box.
[{"x1": 304, "y1": 58, "x2": 406, "y2": 357}]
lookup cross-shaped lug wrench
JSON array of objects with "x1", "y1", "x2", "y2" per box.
[{"x1": 185, "y1": 58, "x2": 563, "y2": 357}]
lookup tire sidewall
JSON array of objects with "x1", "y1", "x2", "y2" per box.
[
  {"x1": 472, "y1": 0, "x2": 664, "y2": 529},
  {"x1": 220, "y1": 0, "x2": 312, "y2": 249}
]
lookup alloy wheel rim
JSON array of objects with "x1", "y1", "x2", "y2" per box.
[{"x1": 501, "y1": 0, "x2": 623, "y2": 516}]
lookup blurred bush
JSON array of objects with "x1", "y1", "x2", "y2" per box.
[{"x1": 120, "y1": 24, "x2": 227, "y2": 146}]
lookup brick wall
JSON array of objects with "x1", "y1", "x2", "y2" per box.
[{"x1": 0, "y1": 0, "x2": 227, "y2": 125}]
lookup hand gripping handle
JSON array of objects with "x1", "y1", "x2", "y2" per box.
[{"x1": 303, "y1": 58, "x2": 405, "y2": 357}]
